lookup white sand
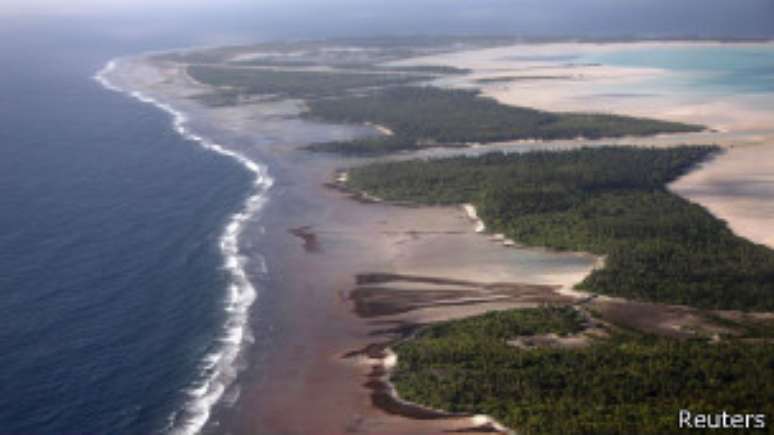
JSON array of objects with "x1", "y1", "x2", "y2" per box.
[{"x1": 462, "y1": 204, "x2": 486, "y2": 233}]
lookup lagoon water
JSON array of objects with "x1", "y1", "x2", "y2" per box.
[{"x1": 584, "y1": 45, "x2": 774, "y2": 95}]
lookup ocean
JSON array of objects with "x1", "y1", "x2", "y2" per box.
[{"x1": 0, "y1": 24, "x2": 266, "y2": 434}]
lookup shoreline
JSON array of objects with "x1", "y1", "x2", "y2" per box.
[
  {"x1": 105, "y1": 52, "x2": 597, "y2": 434},
  {"x1": 95, "y1": 59, "x2": 274, "y2": 435},
  {"x1": 103, "y1": 40, "x2": 774, "y2": 434}
]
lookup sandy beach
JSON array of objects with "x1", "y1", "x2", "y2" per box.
[{"x1": 104, "y1": 40, "x2": 774, "y2": 434}]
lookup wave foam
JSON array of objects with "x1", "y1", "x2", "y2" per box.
[{"x1": 95, "y1": 59, "x2": 274, "y2": 435}]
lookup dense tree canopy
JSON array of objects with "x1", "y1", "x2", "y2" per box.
[
  {"x1": 347, "y1": 146, "x2": 774, "y2": 310},
  {"x1": 394, "y1": 307, "x2": 774, "y2": 434},
  {"x1": 306, "y1": 87, "x2": 703, "y2": 154},
  {"x1": 187, "y1": 65, "x2": 428, "y2": 102}
]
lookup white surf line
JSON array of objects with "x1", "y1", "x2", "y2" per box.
[{"x1": 95, "y1": 59, "x2": 274, "y2": 435}]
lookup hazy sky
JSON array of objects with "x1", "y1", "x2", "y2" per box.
[
  {"x1": 0, "y1": 0, "x2": 249, "y2": 15},
  {"x1": 3, "y1": 0, "x2": 773, "y2": 49}
]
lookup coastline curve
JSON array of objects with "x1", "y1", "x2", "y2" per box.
[{"x1": 94, "y1": 58, "x2": 274, "y2": 435}]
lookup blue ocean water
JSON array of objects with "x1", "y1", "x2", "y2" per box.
[{"x1": 0, "y1": 26, "x2": 256, "y2": 434}]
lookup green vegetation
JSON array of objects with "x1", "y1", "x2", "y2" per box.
[
  {"x1": 380, "y1": 65, "x2": 472, "y2": 75},
  {"x1": 187, "y1": 65, "x2": 429, "y2": 101},
  {"x1": 700, "y1": 313, "x2": 774, "y2": 339},
  {"x1": 227, "y1": 61, "x2": 470, "y2": 75},
  {"x1": 153, "y1": 47, "x2": 242, "y2": 64},
  {"x1": 475, "y1": 75, "x2": 570, "y2": 83},
  {"x1": 230, "y1": 58, "x2": 319, "y2": 68},
  {"x1": 410, "y1": 306, "x2": 588, "y2": 340},
  {"x1": 176, "y1": 44, "x2": 700, "y2": 153},
  {"x1": 393, "y1": 307, "x2": 774, "y2": 434},
  {"x1": 347, "y1": 146, "x2": 774, "y2": 311},
  {"x1": 305, "y1": 87, "x2": 704, "y2": 154}
]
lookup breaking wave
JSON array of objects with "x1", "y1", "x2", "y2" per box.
[{"x1": 95, "y1": 59, "x2": 274, "y2": 435}]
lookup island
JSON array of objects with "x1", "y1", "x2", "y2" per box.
[{"x1": 106, "y1": 36, "x2": 774, "y2": 435}]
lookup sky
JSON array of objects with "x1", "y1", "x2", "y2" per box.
[
  {"x1": 2, "y1": 0, "x2": 773, "y2": 50},
  {"x1": 0, "y1": 0, "x2": 246, "y2": 15}
]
